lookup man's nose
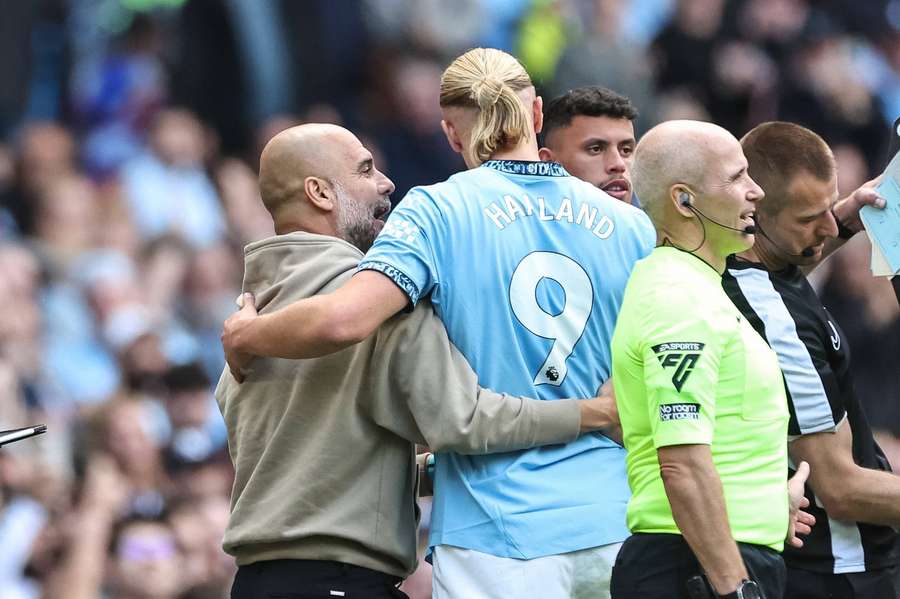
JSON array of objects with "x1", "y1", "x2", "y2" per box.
[
  {"x1": 822, "y1": 210, "x2": 839, "y2": 239},
  {"x1": 607, "y1": 150, "x2": 626, "y2": 173},
  {"x1": 378, "y1": 170, "x2": 395, "y2": 195},
  {"x1": 747, "y1": 179, "x2": 765, "y2": 203}
]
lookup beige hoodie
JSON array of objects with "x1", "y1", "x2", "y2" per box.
[{"x1": 215, "y1": 232, "x2": 581, "y2": 577}]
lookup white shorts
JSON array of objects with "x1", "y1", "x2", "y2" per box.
[{"x1": 431, "y1": 542, "x2": 623, "y2": 599}]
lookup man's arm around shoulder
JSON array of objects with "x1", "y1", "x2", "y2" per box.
[{"x1": 365, "y1": 301, "x2": 618, "y2": 454}]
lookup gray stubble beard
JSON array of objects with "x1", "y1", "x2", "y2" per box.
[{"x1": 334, "y1": 183, "x2": 377, "y2": 253}]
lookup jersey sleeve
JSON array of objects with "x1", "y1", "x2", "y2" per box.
[
  {"x1": 639, "y1": 291, "x2": 730, "y2": 448},
  {"x1": 782, "y1": 314, "x2": 846, "y2": 437},
  {"x1": 357, "y1": 188, "x2": 442, "y2": 306},
  {"x1": 724, "y1": 268, "x2": 845, "y2": 437}
]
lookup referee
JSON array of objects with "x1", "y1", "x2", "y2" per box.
[
  {"x1": 609, "y1": 120, "x2": 809, "y2": 599},
  {"x1": 725, "y1": 121, "x2": 900, "y2": 599}
]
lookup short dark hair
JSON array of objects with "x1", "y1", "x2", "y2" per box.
[
  {"x1": 542, "y1": 86, "x2": 638, "y2": 145},
  {"x1": 740, "y1": 122, "x2": 835, "y2": 215},
  {"x1": 162, "y1": 362, "x2": 210, "y2": 394}
]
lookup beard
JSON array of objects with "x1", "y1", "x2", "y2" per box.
[{"x1": 335, "y1": 184, "x2": 379, "y2": 252}]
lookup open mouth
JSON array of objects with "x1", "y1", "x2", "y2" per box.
[
  {"x1": 373, "y1": 202, "x2": 391, "y2": 222},
  {"x1": 601, "y1": 179, "x2": 631, "y2": 201},
  {"x1": 741, "y1": 211, "x2": 756, "y2": 228}
]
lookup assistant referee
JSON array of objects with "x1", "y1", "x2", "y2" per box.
[
  {"x1": 727, "y1": 122, "x2": 900, "y2": 599},
  {"x1": 609, "y1": 121, "x2": 808, "y2": 599}
]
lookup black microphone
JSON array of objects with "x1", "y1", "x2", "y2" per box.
[{"x1": 680, "y1": 194, "x2": 756, "y2": 234}]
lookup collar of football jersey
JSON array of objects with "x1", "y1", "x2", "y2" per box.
[{"x1": 482, "y1": 159, "x2": 570, "y2": 178}]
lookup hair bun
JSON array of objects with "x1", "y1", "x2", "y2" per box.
[{"x1": 471, "y1": 76, "x2": 505, "y2": 109}]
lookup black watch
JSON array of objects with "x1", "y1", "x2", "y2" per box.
[{"x1": 720, "y1": 580, "x2": 763, "y2": 599}]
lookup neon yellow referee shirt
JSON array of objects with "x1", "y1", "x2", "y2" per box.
[{"x1": 611, "y1": 246, "x2": 789, "y2": 551}]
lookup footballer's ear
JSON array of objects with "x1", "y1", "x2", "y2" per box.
[
  {"x1": 538, "y1": 147, "x2": 555, "y2": 162},
  {"x1": 441, "y1": 119, "x2": 464, "y2": 155},
  {"x1": 532, "y1": 95, "x2": 544, "y2": 135}
]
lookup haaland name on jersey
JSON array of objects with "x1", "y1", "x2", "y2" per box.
[{"x1": 483, "y1": 193, "x2": 615, "y2": 239}]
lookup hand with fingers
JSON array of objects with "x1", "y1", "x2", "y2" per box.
[
  {"x1": 831, "y1": 176, "x2": 886, "y2": 238},
  {"x1": 222, "y1": 292, "x2": 258, "y2": 383},
  {"x1": 579, "y1": 379, "x2": 622, "y2": 443},
  {"x1": 787, "y1": 461, "x2": 816, "y2": 548}
]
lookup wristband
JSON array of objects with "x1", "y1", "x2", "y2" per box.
[{"x1": 831, "y1": 209, "x2": 856, "y2": 240}]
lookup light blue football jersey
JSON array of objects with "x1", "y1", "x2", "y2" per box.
[{"x1": 358, "y1": 160, "x2": 655, "y2": 558}]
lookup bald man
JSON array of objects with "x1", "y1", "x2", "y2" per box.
[
  {"x1": 608, "y1": 121, "x2": 809, "y2": 599},
  {"x1": 216, "y1": 124, "x2": 618, "y2": 599}
]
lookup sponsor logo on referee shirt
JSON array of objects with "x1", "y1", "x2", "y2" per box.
[
  {"x1": 659, "y1": 402, "x2": 701, "y2": 421},
  {"x1": 651, "y1": 341, "x2": 705, "y2": 392}
]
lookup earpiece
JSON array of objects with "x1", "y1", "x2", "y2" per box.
[{"x1": 679, "y1": 192, "x2": 691, "y2": 206}]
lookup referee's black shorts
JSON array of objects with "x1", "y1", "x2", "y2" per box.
[
  {"x1": 231, "y1": 559, "x2": 409, "y2": 599},
  {"x1": 610, "y1": 533, "x2": 786, "y2": 599},
  {"x1": 785, "y1": 565, "x2": 900, "y2": 599}
]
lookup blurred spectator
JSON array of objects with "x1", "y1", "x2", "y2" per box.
[
  {"x1": 41, "y1": 453, "x2": 129, "y2": 599},
  {"x1": 214, "y1": 158, "x2": 274, "y2": 245},
  {"x1": 139, "y1": 235, "x2": 191, "y2": 324},
  {"x1": 167, "y1": 494, "x2": 234, "y2": 597},
  {"x1": 160, "y1": 363, "x2": 227, "y2": 465},
  {"x1": 821, "y1": 236, "x2": 900, "y2": 445},
  {"x1": 372, "y1": 55, "x2": 464, "y2": 202},
  {"x1": 364, "y1": 0, "x2": 484, "y2": 60},
  {"x1": 651, "y1": 0, "x2": 725, "y2": 106},
  {"x1": 164, "y1": 448, "x2": 233, "y2": 506},
  {"x1": 72, "y1": 14, "x2": 168, "y2": 178},
  {"x1": 780, "y1": 30, "x2": 885, "y2": 167},
  {"x1": 551, "y1": 0, "x2": 660, "y2": 132},
  {"x1": 32, "y1": 174, "x2": 100, "y2": 276},
  {"x1": 515, "y1": 0, "x2": 572, "y2": 85},
  {"x1": 83, "y1": 398, "x2": 169, "y2": 517},
  {"x1": 106, "y1": 516, "x2": 186, "y2": 599},
  {"x1": 96, "y1": 183, "x2": 144, "y2": 259},
  {"x1": 6, "y1": 122, "x2": 77, "y2": 235},
  {"x1": 0, "y1": 244, "x2": 43, "y2": 404},
  {"x1": 120, "y1": 108, "x2": 226, "y2": 248},
  {"x1": 182, "y1": 243, "x2": 241, "y2": 379},
  {"x1": 0, "y1": 448, "x2": 68, "y2": 599}
]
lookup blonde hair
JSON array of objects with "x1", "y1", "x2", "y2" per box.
[{"x1": 440, "y1": 48, "x2": 533, "y2": 165}]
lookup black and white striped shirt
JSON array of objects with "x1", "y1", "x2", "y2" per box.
[{"x1": 723, "y1": 256, "x2": 900, "y2": 574}]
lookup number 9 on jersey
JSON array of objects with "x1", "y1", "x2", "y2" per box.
[{"x1": 509, "y1": 251, "x2": 594, "y2": 386}]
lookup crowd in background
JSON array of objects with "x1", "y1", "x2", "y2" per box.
[{"x1": 0, "y1": 0, "x2": 899, "y2": 597}]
